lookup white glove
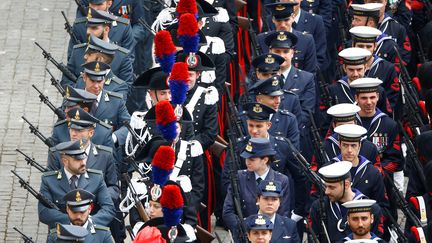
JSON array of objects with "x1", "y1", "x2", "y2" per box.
[
  {"x1": 182, "y1": 224, "x2": 197, "y2": 242},
  {"x1": 290, "y1": 211, "x2": 303, "y2": 222},
  {"x1": 393, "y1": 171, "x2": 404, "y2": 191}
]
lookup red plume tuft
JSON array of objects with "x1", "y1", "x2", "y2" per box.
[
  {"x1": 154, "y1": 30, "x2": 177, "y2": 57},
  {"x1": 152, "y1": 146, "x2": 175, "y2": 171},
  {"x1": 176, "y1": 0, "x2": 197, "y2": 17},
  {"x1": 160, "y1": 184, "x2": 184, "y2": 209},
  {"x1": 155, "y1": 101, "x2": 177, "y2": 126},
  {"x1": 177, "y1": 13, "x2": 199, "y2": 37},
  {"x1": 170, "y1": 62, "x2": 189, "y2": 82}
]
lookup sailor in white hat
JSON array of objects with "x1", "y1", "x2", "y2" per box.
[{"x1": 341, "y1": 199, "x2": 385, "y2": 242}]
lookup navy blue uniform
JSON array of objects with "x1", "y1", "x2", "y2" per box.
[
  {"x1": 270, "y1": 214, "x2": 301, "y2": 243},
  {"x1": 50, "y1": 120, "x2": 113, "y2": 148},
  {"x1": 74, "y1": 71, "x2": 129, "y2": 99},
  {"x1": 338, "y1": 233, "x2": 386, "y2": 242},
  {"x1": 378, "y1": 14, "x2": 411, "y2": 65},
  {"x1": 63, "y1": 42, "x2": 133, "y2": 88},
  {"x1": 280, "y1": 90, "x2": 303, "y2": 129},
  {"x1": 223, "y1": 168, "x2": 291, "y2": 243},
  {"x1": 258, "y1": 30, "x2": 318, "y2": 73},
  {"x1": 38, "y1": 169, "x2": 115, "y2": 228},
  {"x1": 375, "y1": 34, "x2": 401, "y2": 64},
  {"x1": 300, "y1": 0, "x2": 332, "y2": 34},
  {"x1": 309, "y1": 189, "x2": 384, "y2": 242}
]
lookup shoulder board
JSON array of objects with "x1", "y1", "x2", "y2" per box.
[
  {"x1": 54, "y1": 119, "x2": 68, "y2": 127},
  {"x1": 43, "y1": 170, "x2": 59, "y2": 177},
  {"x1": 73, "y1": 43, "x2": 88, "y2": 49},
  {"x1": 274, "y1": 136, "x2": 286, "y2": 141},
  {"x1": 111, "y1": 76, "x2": 125, "y2": 84},
  {"x1": 98, "y1": 121, "x2": 113, "y2": 129},
  {"x1": 312, "y1": 13, "x2": 316, "y2": 16},
  {"x1": 95, "y1": 144, "x2": 113, "y2": 153},
  {"x1": 94, "y1": 225, "x2": 111, "y2": 231},
  {"x1": 106, "y1": 91, "x2": 123, "y2": 99},
  {"x1": 236, "y1": 136, "x2": 247, "y2": 142},
  {"x1": 114, "y1": 16, "x2": 130, "y2": 25},
  {"x1": 86, "y1": 168, "x2": 103, "y2": 174},
  {"x1": 74, "y1": 17, "x2": 87, "y2": 24},
  {"x1": 117, "y1": 46, "x2": 130, "y2": 54},
  {"x1": 278, "y1": 109, "x2": 292, "y2": 115},
  {"x1": 283, "y1": 89, "x2": 296, "y2": 95}
]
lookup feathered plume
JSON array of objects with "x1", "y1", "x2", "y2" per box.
[
  {"x1": 154, "y1": 30, "x2": 177, "y2": 73},
  {"x1": 151, "y1": 146, "x2": 175, "y2": 186},
  {"x1": 160, "y1": 184, "x2": 184, "y2": 227},
  {"x1": 177, "y1": 13, "x2": 200, "y2": 54},
  {"x1": 169, "y1": 62, "x2": 189, "y2": 106},
  {"x1": 155, "y1": 101, "x2": 178, "y2": 141},
  {"x1": 176, "y1": 0, "x2": 198, "y2": 18}
]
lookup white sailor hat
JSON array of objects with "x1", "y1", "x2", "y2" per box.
[
  {"x1": 327, "y1": 103, "x2": 361, "y2": 122},
  {"x1": 339, "y1": 47, "x2": 371, "y2": 65},
  {"x1": 345, "y1": 240, "x2": 378, "y2": 243},
  {"x1": 350, "y1": 77, "x2": 383, "y2": 93},
  {"x1": 334, "y1": 124, "x2": 367, "y2": 142},
  {"x1": 350, "y1": 3, "x2": 383, "y2": 17},
  {"x1": 318, "y1": 161, "x2": 352, "y2": 183},
  {"x1": 342, "y1": 199, "x2": 376, "y2": 213},
  {"x1": 350, "y1": 26, "x2": 382, "y2": 43}
]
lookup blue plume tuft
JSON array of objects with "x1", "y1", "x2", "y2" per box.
[
  {"x1": 157, "y1": 120, "x2": 177, "y2": 141},
  {"x1": 156, "y1": 53, "x2": 176, "y2": 73},
  {"x1": 179, "y1": 34, "x2": 200, "y2": 54},
  {"x1": 162, "y1": 208, "x2": 183, "y2": 227},
  {"x1": 151, "y1": 167, "x2": 173, "y2": 186},
  {"x1": 170, "y1": 80, "x2": 189, "y2": 105}
]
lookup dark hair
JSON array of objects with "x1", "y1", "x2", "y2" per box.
[{"x1": 85, "y1": 49, "x2": 114, "y2": 64}]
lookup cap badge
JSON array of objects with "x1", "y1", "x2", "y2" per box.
[
  {"x1": 74, "y1": 110, "x2": 80, "y2": 120},
  {"x1": 94, "y1": 62, "x2": 101, "y2": 73},
  {"x1": 265, "y1": 182, "x2": 277, "y2": 191},
  {"x1": 277, "y1": 32, "x2": 287, "y2": 41},
  {"x1": 65, "y1": 86, "x2": 70, "y2": 98},
  {"x1": 245, "y1": 142, "x2": 253, "y2": 152},
  {"x1": 151, "y1": 184, "x2": 163, "y2": 201},
  {"x1": 76, "y1": 191, "x2": 82, "y2": 202},
  {"x1": 253, "y1": 104, "x2": 263, "y2": 113},
  {"x1": 275, "y1": 4, "x2": 286, "y2": 11},
  {"x1": 265, "y1": 56, "x2": 275, "y2": 64},
  {"x1": 272, "y1": 78, "x2": 279, "y2": 86},
  {"x1": 255, "y1": 215, "x2": 266, "y2": 225},
  {"x1": 80, "y1": 140, "x2": 85, "y2": 150},
  {"x1": 186, "y1": 54, "x2": 198, "y2": 68}
]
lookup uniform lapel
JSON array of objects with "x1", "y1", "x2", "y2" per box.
[
  {"x1": 94, "y1": 90, "x2": 107, "y2": 117},
  {"x1": 86, "y1": 143, "x2": 96, "y2": 169},
  {"x1": 77, "y1": 171, "x2": 90, "y2": 189},
  {"x1": 59, "y1": 169, "x2": 72, "y2": 193},
  {"x1": 270, "y1": 215, "x2": 284, "y2": 241},
  {"x1": 283, "y1": 68, "x2": 297, "y2": 91}
]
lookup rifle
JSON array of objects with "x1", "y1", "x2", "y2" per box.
[
  {"x1": 308, "y1": 110, "x2": 330, "y2": 167},
  {"x1": 336, "y1": 0, "x2": 351, "y2": 49},
  {"x1": 13, "y1": 227, "x2": 35, "y2": 243},
  {"x1": 416, "y1": 34, "x2": 428, "y2": 64},
  {"x1": 316, "y1": 65, "x2": 333, "y2": 109},
  {"x1": 284, "y1": 137, "x2": 330, "y2": 243},
  {"x1": 61, "y1": 11, "x2": 80, "y2": 45},
  {"x1": 385, "y1": 174, "x2": 428, "y2": 241},
  {"x1": 75, "y1": 0, "x2": 87, "y2": 16},
  {"x1": 247, "y1": 14, "x2": 262, "y2": 59},
  {"x1": 11, "y1": 170, "x2": 60, "y2": 210},
  {"x1": 46, "y1": 68, "x2": 65, "y2": 96},
  {"x1": 16, "y1": 149, "x2": 49, "y2": 173},
  {"x1": 224, "y1": 83, "x2": 246, "y2": 138},
  {"x1": 123, "y1": 174, "x2": 150, "y2": 222},
  {"x1": 32, "y1": 85, "x2": 66, "y2": 120},
  {"x1": 34, "y1": 42, "x2": 77, "y2": 82},
  {"x1": 383, "y1": 207, "x2": 408, "y2": 243},
  {"x1": 22, "y1": 116, "x2": 55, "y2": 147}
]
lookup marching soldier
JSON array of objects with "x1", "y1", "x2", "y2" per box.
[
  {"x1": 245, "y1": 214, "x2": 275, "y2": 243},
  {"x1": 256, "y1": 180, "x2": 301, "y2": 243},
  {"x1": 309, "y1": 161, "x2": 384, "y2": 242},
  {"x1": 338, "y1": 199, "x2": 386, "y2": 242},
  {"x1": 223, "y1": 137, "x2": 291, "y2": 242},
  {"x1": 38, "y1": 139, "x2": 115, "y2": 229},
  {"x1": 47, "y1": 189, "x2": 114, "y2": 242}
]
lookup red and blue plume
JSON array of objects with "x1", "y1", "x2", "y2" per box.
[
  {"x1": 160, "y1": 184, "x2": 184, "y2": 227},
  {"x1": 169, "y1": 62, "x2": 189, "y2": 106},
  {"x1": 151, "y1": 146, "x2": 175, "y2": 186},
  {"x1": 176, "y1": 0, "x2": 198, "y2": 18},
  {"x1": 155, "y1": 101, "x2": 178, "y2": 141},
  {"x1": 154, "y1": 30, "x2": 177, "y2": 74},
  {"x1": 177, "y1": 13, "x2": 200, "y2": 54}
]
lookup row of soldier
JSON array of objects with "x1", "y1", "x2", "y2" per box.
[{"x1": 11, "y1": 0, "x2": 432, "y2": 242}]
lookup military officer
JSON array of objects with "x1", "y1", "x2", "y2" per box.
[
  {"x1": 50, "y1": 86, "x2": 114, "y2": 148},
  {"x1": 47, "y1": 189, "x2": 114, "y2": 242},
  {"x1": 223, "y1": 137, "x2": 291, "y2": 243},
  {"x1": 256, "y1": 180, "x2": 301, "y2": 243},
  {"x1": 54, "y1": 224, "x2": 89, "y2": 242},
  {"x1": 338, "y1": 200, "x2": 386, "y2": 242},
  {"x1": 38, "y1": 139, "x2": 115, "y2": 229},
  {"x1": 332, "y1": 124, "x2": 387, "y2": 210},
  {"x1": 81, "y1": 61, "x2": 131, "y2": 150},
  {"x1": 68, "y1": 3, "x2": 134, "y2": 63},
  {"x1": 309, "y1": 162, "x2": 384, "y2": 242},
  {"x1": 258, "y1": 2, "x2": 318, "y2": 73},
  {"x1": 349, "y1": 26, "x2": 400, "y2": 113},
  {"x1": 245, "y1": 214, "x2": 274, "y2": 243},
  {"x1": 328, "y1": 48, "x2": 392, "y2": 115},
  {"x1": 48, "y1": 107, "x2": 119, "y2": 202}
]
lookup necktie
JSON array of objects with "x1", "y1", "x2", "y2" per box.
[
  {"x1": 256, "y1": 177, "x2": 263, "y2": 186},
  {"x1": 70, "y1": 175, "x2": 78, "y2": 189},
  {"x1": 292, "y1": 22, "x2": 297, "y2": 29}
]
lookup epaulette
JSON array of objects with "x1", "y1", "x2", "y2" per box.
[
  {"x1": 86, "y1": 168, "x2": 103, "y2": 174},
  {"x1": 73, "y1": 43, "x2": 87, "y2": 49},
  {"x1": 94, "y1": 225, "x2": 111, "y2": 231},
  {"x1": 279, "y1": 109, "x2": 293, "y2": 116},
  {"x1": 283, "y1": 89, "x2": 296, "y2": 95},
  {"x1": 107, "y1": 91, "x2": 123, "y2": 99},
  {"x1": 54, "y1": 119, "x2": 68, "y2": 127},
  {"x1": 42, "y1": 170, "x2": 59, "y2": 177},
  {"x1": 95, "y1": 144, "x2": 113, "y2": 153},
  {"x1": 312, "y1": 13, "x2": 316, "y2": 16},
  {"x1": 111, "y1": 76, "x2": 125, "y2": 84},
  {"x1": 98, "y1": 120, "x2": 113, "y2": 130},
  {"x1": 236, "y1": 136, "x2": 248, "y2": 142},
  {"x1": 114, "y1": 16, "x2": 130, "y2": 25},
  {"x1": 274, "y1": 136, "x2": 286, "y2": 142},
  {"x1": 74, "y1": 17, "x2": 87, "y2": 24},
  {"x1": 117, "y1": 46, "x2": 130, "y2": 55}
]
